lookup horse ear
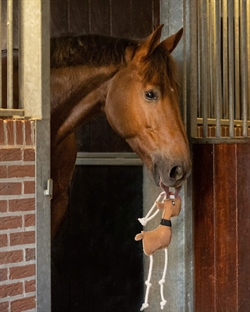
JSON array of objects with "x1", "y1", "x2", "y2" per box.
[
  {"x1": 160, "y1": 28, "x2": 183, "y2": 53},
  {"x1": 134, "y1": 24, "x2": 164, "y2": 61}
]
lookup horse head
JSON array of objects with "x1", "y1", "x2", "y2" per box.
[{"x1": 104, "y1": 25, "x2": 191, "y2": 192}]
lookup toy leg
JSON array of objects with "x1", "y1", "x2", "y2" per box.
[
  {"x1": 140, "y1": 255, "x2": 154, "y2": 311},
  {"x1": 159, "y1": 248, "x2": 168, "y2": 309}
]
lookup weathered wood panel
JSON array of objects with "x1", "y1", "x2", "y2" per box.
[
  {"x1": 237, "y1": 144, "x2": 250, "y2": 310},
  {"x1": 193, "y1": 143, "x2": 250, "y2": 311},
  {"x1": 50, "y1": 0, "x2": 160, "y2": 153},
  {"x1": 193, "y1": 144, "x2": 215, "y2": 310}
]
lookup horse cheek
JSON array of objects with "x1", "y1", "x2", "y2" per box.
[{"x1": 105, "y1": 91, "x2": 135, "y2": 138}]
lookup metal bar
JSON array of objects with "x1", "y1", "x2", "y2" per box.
[
  {"x1": 247, "y1": 0, "x2": 250, "y2": 121},
  {"x1": 200, "y1": 0, "x2": 208, "y2": 137},
  {"x1": 29, "y1": 1, "x2": 51, "y2": 311},
  {"x1": 248, "y1": 0, "x2": 250, "y2": 121},
  {"x1": 228, "y1": 0, "x2": 235, "y2": 137},
  {"x1": 206, "y1": 0, "x2": 211, "y2": 120},
  {"x1": 210, "y1": 0, "x2": 221, "y2": 136},
  {"x1": 197, "y1": 118, "x2": 250, "y2": 127},
  {"x1": 7, "y1": 0, "x2": 13, "y2": 109},
  {"x1": 192, "y1": 137, "x2": 250, "y2": 144},
  {"x1": 0, "y1": 0, "x2": 2, "y2": 108},
  {"x1": 210, "y1": 0, "x2": 216, "y2": 121},
  {"x1": 76, "y1": 152, "x2": 142, "y2": 166},
  {"x1": 0, "y1": 108, "x2": 24, "y2": 117},
  {"x1": 240, "y1": 0, "x2": 248, "y2": 137},
  {"x1": 222, "y1": 0, "x2": 228, "y2": 120},
  {"x1": 76, "y1": 158, "x2": 142, "y2": 166},
  {"x1": 197, "y1": 0, "x2": 201, "y2": 118},
  {"x1": 77, "y1": 152, "x2": 139, "y2": 158},
  {"x1": 215, "y1": 0, "x2": 221, "y2": 137},
  {"x1": 234, "y1": 0, "x2": 240, "y2": 120},
  {"x1": 190, "y1": 0, "x2": 199, "y2": 138}
]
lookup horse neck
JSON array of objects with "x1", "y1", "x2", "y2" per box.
[{"x1": 50, "y1": 64, "x2": 118, "y2": 146}]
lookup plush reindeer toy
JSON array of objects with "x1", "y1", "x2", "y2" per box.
[
  {"x1": 135, "y1": 194, "x2": 182, "y2": 310},
  {"x1": 135, "y1": 197, "x2": 181, "y2": 255}
]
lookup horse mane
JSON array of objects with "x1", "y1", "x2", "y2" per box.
[
  {"x1": 50, "y1": 34, "x2": 137, "y2": 68},
  {"x1": 139, "y1": 45, "x2": 180, "y2": 97},
  {"x1": 50, "y1": 34, "x2": 180, "y2": 97}
]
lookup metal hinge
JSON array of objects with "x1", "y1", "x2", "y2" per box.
[{"x1": 44, "y1": 178, "x2": 53, "y2": 199}]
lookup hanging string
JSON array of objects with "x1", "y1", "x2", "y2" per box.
[
  {"x1": 138, "y1": 192, "x2": 166, "y2": 226},
  {"x1": 159, "y1": 248, "x2": 168, "y2": 309},
  {"x1": 140, "y1": 255, "x2": 154, "y2": 311},
  {"x1": 139, "y1": 191, "x2": 170, "y2": 310}
]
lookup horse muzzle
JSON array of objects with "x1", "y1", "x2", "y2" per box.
[{"x1": 151, "y1": 154, "x2": 192, "y2": 189}]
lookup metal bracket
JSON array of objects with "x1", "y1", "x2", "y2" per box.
[{"x1": 44, "y1": 178, "x2": 53, "y2": 199}]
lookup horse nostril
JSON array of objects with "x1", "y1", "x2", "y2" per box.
[{"x1": 170, "y1": 165, "x2": 183, "y2": 181}]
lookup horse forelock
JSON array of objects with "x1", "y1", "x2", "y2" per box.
[
  {"x1": 50, "y1": 35, "x2": 138, "y2": 68},
  {"x1": 138, "y1": 45, "x2": 180, "y2": 98}
]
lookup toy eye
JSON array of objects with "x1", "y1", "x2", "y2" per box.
[{"x1": 144, "y1": 91, "x2": 158, "y2": 101}]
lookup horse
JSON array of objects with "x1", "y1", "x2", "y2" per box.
[
  {"x1": 1, "y1": 25, "x2": 191, "y2": 236},
  {"x1": 50, "y1": 24, "x2": 191, "y2": 238}
]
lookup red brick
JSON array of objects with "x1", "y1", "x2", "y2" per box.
[
  {"x1": 0, "y1": 301, "x2": 9, "y2": 312},
  {"x1": 0, "y1": 250, "x2": 23, "y2": 265},
  {"x1": 11, "y1": 296, "x2": 36, "y2": 312},
  {"x1": 9, "y1": 198, "x2": 35, "y2": 212},
  {"x1": 25, "y1": 248, "x2": 35, "y2": 261},
  {"x1": 10, "y1": 264, "x2": 35, "y2": 280},
  {"x1": 0, "y1": 282, "x2": 23, "y2": 298},
  {"x1": 24, "y1": 214, "x2": 35, "y2": 228},
  {"x1": 0, "y1": 165, "x2": 7, "y2": 178},
  {"x1": 8, "y1": 165, "x2": 35, "y2": 178},
  {"x1": 23, "y1": 181, "x2": 35, "y2": 194},
  {"x1": 0, "y1": 148, "x2": 22, "y2": 161},
  {"x1": 0, "y1": 119, "x2": 5, "y2": 145},
  {"x1": 24, "y1": 122, "x2": 35, "y2": 145},
  {"x1": 0, "y1": 268, "x2": 8, "y2": 281},
  {"x1": 10, "y1": 231, "x2": 35, "y2": 246},
  {"x1": 0, "y1": 216, "x2": 22, "y2": 230},
  {"x1": 0, "y1": 200, "x2": 7, "y2": 212},
  {"x1": 23, "y1": 148, "x2": 35, "y2": 161},
  {"x1": 0, "y1": 182, "x2": 22, "y2": 195},
  {"x1": 25, "y1": 279, "x2": 36, "y2": 293},
  {"x1": 0, "y1": 234, "x2": 8, "y2": 247},
  {"x1": 15, "y1": 120, "x2": 24, "y2": 145},
  {"x1": 6, "y1": 120, "x2": 15, "y2": 145}
]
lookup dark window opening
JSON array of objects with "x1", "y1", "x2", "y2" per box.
[{"x1": 52, "y1": 165, "x2": 144, "y2": 312}]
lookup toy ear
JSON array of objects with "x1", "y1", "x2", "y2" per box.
[
  {"x1": 135, "y1": 232, "x2": 143, "y2": 241},
  {"x1": 160, "y1": 28, "x2": 183, "y2": 53},
  {"x1": 156, "y1": 201, "x2": 165, "y2": 210}
]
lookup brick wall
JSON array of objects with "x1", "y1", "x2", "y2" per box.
[{"x1": 0, "y1": 119, "x2": 36, "y2": 312}]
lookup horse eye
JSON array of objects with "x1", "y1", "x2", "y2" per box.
[{"x1": 144, "y1": 91, "x2": 158, "y2": 101}]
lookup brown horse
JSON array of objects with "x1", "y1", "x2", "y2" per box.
[{"x1": 49, "y1": 24, "x2": 191, "y2": 237}]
